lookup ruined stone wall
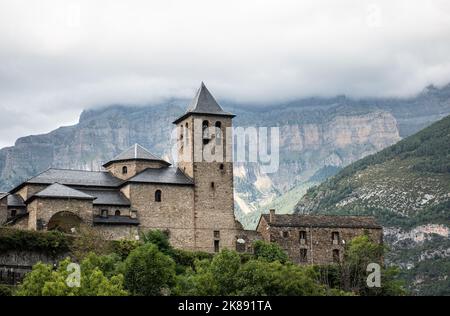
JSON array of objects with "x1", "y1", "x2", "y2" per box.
[
  {"x1": 258, "y1": 217, "x2": 383, "y2": 265},
  {"x1": 129, "y1": 183, "x2": 196, "y2": 250}
]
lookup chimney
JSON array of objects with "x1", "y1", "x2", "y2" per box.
[{"x1": 269, "y1": 209, "x2": 276, "y2": 223}]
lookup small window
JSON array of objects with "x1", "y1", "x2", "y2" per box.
[
  {"x1": 282, "y1": 231, "x2": 289, "y2": 238},
  {"x1": 101, "y1": 209, "x2": 108, "y2": 218},
  {"x1": 214, "y1": 230, "x2": 220, "y2": 239},
  {"x1": 300, "y1": 249, "x2": 308, "y2": 263},
  {"x1": 122, "y1": 166, "x2": 128, "y2": 174},
  {"x1": 333, "y1": 249, "x2": 340, "y2": 263},
  {"x1": 332, "y1": 232, "x2": 340, "y2": 245},
  {"x1": 155, "y1": 190, "x2": 162, "y2": 202},
  {"x1": 219, "y1": 163, "x2": 224, "y2": 170},
  {"x1": 10, "y1": 209, "x2": 17, "y2": 217},
  {"x1": 299, "y1": 231, "x2": 307, "y2": 244},
  {"x1": 115, "y1": 210, "x2": 121, "y2": 216},
  {"x1": 211, "y1": 182, "x2": 215, "y2": 189},
  {"x1": 214, "y1": 240, "x2": 220, "y2": 253}
]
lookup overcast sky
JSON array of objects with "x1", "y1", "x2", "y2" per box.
[{"x1": 1, "y1": 0, "x2": 450, "y2": 148}]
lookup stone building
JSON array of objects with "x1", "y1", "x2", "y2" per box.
[
  {"x1": 0, "y1": 83, "x2": 383, "y2": 262},
  {"x1": 256, "y1": 209, "x2": 383, "y2": 265},
  {"x1": 0, "y1": 83, "x2": 242, "y2": 253}
]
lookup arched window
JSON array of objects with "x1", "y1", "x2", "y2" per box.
[
  {"x1": 155, "y1": 190, "x2": 162, "y2": 202},
  {"x1": 202, "y1": 120, "x2": 210, "y2": 145},
  {"x1": 219, "y1": 163, "x2": 224, "y2": 170},
  {"x1": 185, "y1": 123, "x2": 189, "y2": 142},
  {"x1": 215, "y1": 121, "x2": 222, "y2": 145},
  {"x1": 211, "y1": 182, "x2": 215, "y2": 189},
  {"x1": 122, "y1": 166, "x2": 128, "y2": 174},
  {"x1": 115, "y1": 210, "x2": 121, "y2": 216}
]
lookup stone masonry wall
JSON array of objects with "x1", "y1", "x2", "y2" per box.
[
  {"x1": 28, "y1": 198, "x2": 93, "y2": 230},
  {"x1": 177, "y1": 114, "x2": 240, "y2": 253},
  {"x1": 106, "y1": 160, "x2": 167, "y2": 180},
  {"x1": 129, "y1": 183, "x2": 196, "y2": 250},
  {"x1": 0, "y1": 196, "x2": 6, "y2": 225},
  {"x1": 257, "y1": 217, "x2": 383, "y2": 265}
]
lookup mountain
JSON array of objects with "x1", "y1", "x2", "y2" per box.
[
  {"x1": 1, "y1": 84, "x2": 450, "y2": 229},
  {"x1": 295, "y1": 115, "x2": 450, "y2": 295}
]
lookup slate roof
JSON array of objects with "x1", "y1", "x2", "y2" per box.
[
  {"x1": 103, "y1": 144, "x2": 170, "y2": 167},
  {"x1": 93, "y1": 215, "x2": 139, "y2": 226},
  {"x1": 173, "y1": 82, "x2": 235, "y2": 124},
  {"x1": 7, "y1": 194, "x2": 25, "y2": 207},
  {"x1": 17, "y1": 168, "x2": 123, "y2": 189},
  {"x1": 79, "y1": 189, "x2": 131, "y2": 206},
  {"x1": 0, "y1": 192, "x2": 8, "y2": 200},
  {"x1": 32, "y1": 183, "x2": 95, "y2": 200},
  {"x1": 261, "y1": 214, "x2": 382, "y2": 229},
  {"x1": 126, "y1": 167, "x2": 194, "y2": 186}
]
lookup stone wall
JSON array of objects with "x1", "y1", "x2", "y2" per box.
[
  {"x1": 0, "y1": 250, "x2": 67, "y2": 285},
  {"x1": 106, "y1": 160, "x2": 167, "y2": 180},
  {"x1": 27, "y1": 198, "x2": 93, "y2": 230},
  {"x1": 0, "y1": 195, "x2": 7, "y2": 225},
  {"x1": 16, "y1": 184, "x2": 46, "y2": 201},
  {"x1": 176, "y1": 114, "x2": 240, "y2": 253},
  {"x1": 129, "y1": 183, "x2": 196, "y2": 250},
  {"x1": 94, "y1": 224, "x2": 139, "y2": 240},
  {"x1": 257, "y1": 216, "x2": 383, "y2": 265}
]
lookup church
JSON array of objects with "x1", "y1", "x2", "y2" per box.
[{"x1": 0, "y1": 83, "x2": 382, "y2": 263}]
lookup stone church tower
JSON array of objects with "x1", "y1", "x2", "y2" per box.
[{"x1": 173, "y1": 82, "x2": 240, "y2": 252}]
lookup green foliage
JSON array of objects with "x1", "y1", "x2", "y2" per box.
[
  {"x1": 123, "y1": 243, "x2": 176, "y2": 296},
  {"x1": 0, "y1": 285, "x2": 15, "y2": 296},
  {"x1": 235, "y1": 260, "x2": 328, "y2": 296},
  {"x1": 253, "y1": 240, "x2": 289, "y2": 263},
  {"x1": 0, "y1": 228, "x2": 70, "y2": 255},
  {"x1": 340, "y1": 236, "x2": 406, "y2": 296},
  {"x1": 111, "y1": 239, "x2": 141, "y2": 260},
  {"x1": 170, "y1": 248, "x2": 213, "y2": 273},
  {"x1": 173, "y1": 249, "x2": 337, "y2": 296},
  {"x1": 140, "y1": 229, "x2": 173, "y2": 255},
  {"x1": 70, "y1": 225, "x2": 112, "y2": 261},
  {"x1": 15, "y1": 256, "x2": 128, "y2": 296}
]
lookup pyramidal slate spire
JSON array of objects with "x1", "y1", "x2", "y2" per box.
[{"x1": 173, "y1": 82, "x2": 235, "y2": 124}]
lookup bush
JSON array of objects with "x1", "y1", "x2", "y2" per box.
[
  {"x1": 173, "y1": 249, "x2": 335, "y2": 296},
  {"x1": 0, "y1": 228, "x2": 71, "y2": 255},
  {"x1": 0, "y1": 285, "x2": 14, "y2": 296},
  {"x1": 111, "y1": 239, "x2": 141, "y2": 260},
  {"x1": 253, "y1": 240, "x2": 289, "y2": 263},
  {"x1": 123, "y1": 243, "x2": 176, "y2": 296}
]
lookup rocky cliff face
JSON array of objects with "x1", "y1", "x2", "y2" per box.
[
  {"x1": 1, "y1": 85, "x2": 450, "y2": 229},
  {"x1": 294, "y1": 115, "x2": 450, "y2": 295}
]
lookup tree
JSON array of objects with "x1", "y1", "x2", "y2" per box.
[
  {"x1": 173, "y1": 249, "x2": 339, "y2": 296},
  {"x1": 123, "y1": 243, "x2": 176, "y2": 296},
  {"x1": 253, "y1": 240, "x2": 289, "y2": 263},
  {"x1": 140, "y1": 230, "x2": 173, "y2": 255},
  {"x1": 236, "y1": 259, "x2": 330, "y2": 296},
  {"x1": 340, "y1": 235, "x2": 406, "y2": 296},
  {"x1": 15, "y1": 256, "x2": 128, "y2": 296}
]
